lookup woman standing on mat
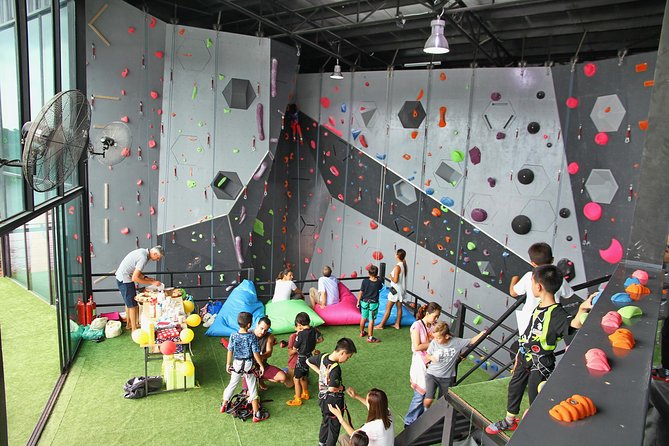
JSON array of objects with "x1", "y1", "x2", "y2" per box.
[
  {"x1": 404, "y1": 301, "x2": 442, "y2": 428},
  {"x1": 375, "y1": 249, "x2": 408, "y2": 330},
  {"x1": 329, "y1": 387, "x2": 394, "y2": 446}
]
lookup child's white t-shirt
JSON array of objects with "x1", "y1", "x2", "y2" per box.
[
  {"x1": 513, "y1": 271, "x2": 574, "y2": 334},
  {"x1": 272, "y1": 280, "x2": 297, "y2": 302}
]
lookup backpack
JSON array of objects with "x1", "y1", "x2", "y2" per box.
[
  {"x1": 123, "y1": 376, "x2": 163, "y2": 399},
  {"x1": 223, "y1": 393, "x2": 270, "y2": 421}
]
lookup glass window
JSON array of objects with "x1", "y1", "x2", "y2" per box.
[
  {"x1": 26, "y1": 211, "x2": 55, "y2": 303},
  {"x1": 61, "y1": 0, "x2": 78, "y2": 190},
  {"x1": 0, "y1": 19, "x2": 24, "y2": 219},
  {"x1": 59, "y1": 195, "x2": 84, "y2": 357},
  {"x1": 8, "y1": 224, "x2": 28, "y2": 286}
]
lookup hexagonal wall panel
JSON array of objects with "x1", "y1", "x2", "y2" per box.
[
  {"x1": 398, "y1": 101, "x2": 426, "y2": 128},
  {"x1": 590, "y1": 94, "x2": 626, "y2": 132},
  {"x1": 464, "y1": 194, "x2": 498, "y2": 225},
  {"x1": 585, "y1": 169, "x2": 619, "y2": 204},
  {"x1": 176, "y1": 38, "x2": 212, "y2": 71},
  {"x1": 393, "y1": 179, "x2": 417, "y2": 206},
  {"x1": 520, "y1": 199, "x2": 556, "y2": 232},
  {"x1": 170, "y1": 134, "x2": 207, "y2": 166},
  {"x1": 513, "y1": 164, "x2": 549, "y2": 196},
  {"x1": 211, "y1": 170, "x2": 243, "y2": 200},
  {"x1": 222, "y1": 78, "x2": 256, "y2": 110},
  {"x1": 483, "y1": 101, "x2": 516, "y2": 131}
]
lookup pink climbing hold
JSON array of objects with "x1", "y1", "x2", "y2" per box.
[
  {"x1": 583, "y1": 202, "x2": 603, "y2": 221},
  {"x1": 329, "y1": 166, "x2": 340, "y2": 177},
  {"x1": 566, "y1": 97, "x2": 579, "y2": 108},
  {"x1": 121, "y1": 227, "x2": 130, "y2": 235},
  {"x1": 146, "y1": 233, "x2": 152, "y2": 239},
  {"x1": 127, "y1": 26, "x2": 136, "y2": 34},
  {"x1": 468, "y1": 146, "x2": 481, "y2": 165},
  {"x1": 154, "y1": 50, "x2": 164, "y2": 59},
  {"x1": 585, "y1": 348, "x2": 611, "y2": 374},
  {"x1": 314, "y1": 233, "x2": 320, "y2": 240},
  {"x1": 320, "y1": 97, "x2": 331, "y2": 108},
  {"x1": 632, "y1": 269, "x2": 649, "y2": 285},
  {"x1": 121, "y1": 147, "x2": 131, "y2": 157},
  {"x1": 369, "y1": 220, "x2": 378, "y2": 230},
  {"x1": 151, "y1": 164, "x2": 158, "y2": 171},
  {"x1": 328, "y1": 116, "x2": 336, "y2": 126},
  {"x1": 595, "y1": 132, "x2": 609, "y2": 146},
  {"x1": 148, "y1": 140, "x2": 157, "y2": 149},
  {"x1": 350, "y1": 271, "x2": 358, "y2": 279},
  {"x1": 599, "y1": 238, "x2": 623, "y2": 264},
  {"x1": 137, "y1": 179, "x2": 143, "y2": 186},
  {"x1": 567, "y1": 162, "x2": 579, "y2": 175},
  {"x1": 121, "y1": 68, "x2": 129, "y2": 78},
  {"x1": 338, "y1": 193, "x2": 344, "y2": 200},
  {"x1": 121, "y1": 89, "x2": 126, "y2": 96},
  {"x1": 150, "y1": 91, "x2": 159, "y2": 99},
  {"x1": 372, "y1": 251, "x2": 383, "y2": 261},
  {"x1": 310, "y1": 140, "x2": 316, "y2": 149},
  {"x1": 157, "y1": 109, "x2": 163, "y2": 115},
  {"x1": 150, "y1": 206, "x2": 156, "y2": 215},
  {"x1": 121, "y1": 116, "x2": 129, "y2": 123},
  {"x1": 304, "y1": 257, "x2": 310, "y2": 264},
  {"x1": 583, "y1": 63, "x2": 597, "y2": 77}
]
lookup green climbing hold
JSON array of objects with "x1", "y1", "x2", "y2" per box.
[
  {"x1": 457, "y1": 288, "x2": 464, "y2": 294},
  {"x1": 198, "y1": 121, "x2": 204, "y2": 127},
  {"x1": 482, "y1": 271, "x2": 490, "y2": 276},
  {"x1": 192, "y1": 84, "x2": 198, "y2": 100},
  {"x1": 451, "y1": 150, "x2": 464, "y2": 162},
  {"x1": 186, "y1": 180, "x2": 197, "y2": 188},
  {"x1": 205, "y1": 37, "x2": 213, "y2": 48},
  {"x1": 253, "y1": 219, "x2": 265, "y2": 236},
  {"x1": 468, "y1": 354, "x2": 475, "y2": 361},
  {"x1": 266, "y1": 240, "x2": 272, "y2": 245},
  {"x1": 218, "y1": 74, "x2": 225, "y2": 80},
  {"x1": 467, "y1": 241, "x2": 476, "y2": 250},
  {"x1": 205, "y1": 264, "x2": 213, "y2": 271},
  {"x1": 191, "y1": 238, "x2": 197, "y2": 242},
  {"x1": 268, "y1": 209, "x2": 274, "y2": 215},
  {"x1": 232, "y1": 149, "x2": 239, "y2": 154},
  {"x1": 473, "y1": 315, "x2": 483, "y2": 325},
  {"x1": 196, "y1": 146, "x2": 204, "y2": 153},
  {"x1": 259, "y1": 285, "x2": 265, "y2": 291},
  {"x1": 223, "y1": 108, "x2": 231, "y2": 113}
]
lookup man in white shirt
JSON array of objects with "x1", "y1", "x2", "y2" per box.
[
  {"x1": 308, "y1": 266, "x2": 340, "y2": 309},
  {"x1": 115, "y1": 246, "x2": 164, "y2": 331}
]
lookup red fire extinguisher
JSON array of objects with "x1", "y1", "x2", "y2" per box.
[
  {"x1": 76, "y1": 297, "x2": 86, "y2": 325},
  {"x1": 85, "y1": 296, "x2": 97, "y2": 325}
]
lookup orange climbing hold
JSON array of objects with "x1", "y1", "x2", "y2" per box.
[
  {"x1": 411, "y1": 131, "x2": 418, "y2": 139},
  {"x1": 438, "y1": 106, "x2": 447, "y2": 128},
  {"x1": 638, "y1": 120, "x2": 649, "y2": 130},
  {"x1": 549, "y1": 395, "x2": 596, "y2": 422},
  {"x1": 439, "y1": 72, "x2": 447, "y2": 81},
  {"x1": 416, "y1": 88, "x2": 424, "y2": 100},
  {"x1": 402, "y1": 154, "x2": 411, "y2": 160},
  {"x1": 431, "y1": 208, "x2": 442, "y2": 217},
  {"x1": 644, "y1": 80, "x2": 655, "y2": 87},
  {"x1": 604, "y1": 106, "x2": 611, "y2": 113},
  {"x1": 436, "y1": 244, "x2": 445, "y2": 251},
  {"x1": 402, "y1": 227, "x2": 411, "y2": 233},
  {"x1": 412, "y1": 109, "x2": 419, "y2": 118},
  {"x1": 445, "y1": 236, "x2": 451, "y2": 243},
  {"x1": 635, "y1": 63, "x2": 648, "y2": 72}
]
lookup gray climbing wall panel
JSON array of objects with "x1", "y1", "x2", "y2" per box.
[{"x1": 86, "y1": 0, "x2": 165, "y2": 304}]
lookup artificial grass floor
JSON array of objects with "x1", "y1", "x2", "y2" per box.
[
  {"x1": 0, "y1": 277, "x2": 61, "y2": 446},
  {"x1": 39, "y1": 323, "x2": 491, "y2": 446}
]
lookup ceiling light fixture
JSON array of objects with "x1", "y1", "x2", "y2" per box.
[
  {"x1": 423, "y1": 9, "x2": 449, "y2": 55},
  {"x1": 330, "y1": 59, "x2": 344, "y2": 79},
  {"x1": 403, "y1": 61, "x2": 442, "y2": 68}
]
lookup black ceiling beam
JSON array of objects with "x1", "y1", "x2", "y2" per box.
[
  {"x1": 216, "y1": 0, "x2": 360, "y2": 69},
  {"x1": 479, "y1": 0, "x2": 642, "y2": 20}
]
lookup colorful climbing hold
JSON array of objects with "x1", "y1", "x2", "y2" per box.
[{"x1": 567, "y1": 162, "x2": 579, "y2": 175}]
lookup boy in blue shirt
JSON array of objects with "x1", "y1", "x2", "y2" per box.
[
  {"x1": 221, "y1": 311, "x2": 268, "y2": 422},
  {"x1": 357, "y1": 265, "x2": 383, "y2": 343}
]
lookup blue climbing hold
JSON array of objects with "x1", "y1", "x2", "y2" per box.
[
  {"x1": 502, "y1": 251, "x2": 510, "y2": 258},
  {"x1": 623, "y1": 277, "x2": 640, "y2": 287},
  {"x1": 375, "y1": 153, "x2": 386, "y2": 160},
  {"x1": 592, "y1": 291, "x2": 602, "y2": 306},
  {"x1": 425, "y1": 187, "x2": 434, "y2": 195},
  {"x1": 611, "y1": 292, "x2": 632, "y2": 304},
  {"x1": 341, "y1": 103, "x2": 347, "y2": 113},
  {"x1": 352, "y1": 128, "x2": 361, "y2": 140},
  {"x1": 440, "y1": 197, "x2": 454, "y2": 207}
]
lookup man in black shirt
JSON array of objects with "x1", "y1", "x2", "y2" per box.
[{"x1": 307, "y1": 338, "x2": 357, "y2": 446}]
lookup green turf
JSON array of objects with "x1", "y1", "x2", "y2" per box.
[
  {"x1": 39, "y1": 323, "x2": 491, "y2": 445},
  {"x1": 0, "y1": 277, "x2": 61, "y2": 446}
]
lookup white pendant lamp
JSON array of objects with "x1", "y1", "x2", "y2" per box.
[
  {"x1": 330, "y1": 59, "x2": 344, "y2": 79},
  {"x1": 423, "y1": 19, "x2": 449, "y2": 54}
]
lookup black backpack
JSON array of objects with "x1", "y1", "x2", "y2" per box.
[{"x1": 123, "y1": 376, "x2": 163, "y2": 399}]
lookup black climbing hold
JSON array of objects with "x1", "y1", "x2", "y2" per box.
[
  {"x1": 557, "y1": 258, "x2": 576, "y2": 282},
  {"x1": 559, "y1": 208, "x2": 571, "y2": 218},
  {"x1": 536, "y1": 91, "x2": 546, "y2": 99},
  {"x1": 527, "y1": 122, "x2": 541, "y2": 134},
  {"x1": 546, "y1": 142, "x2": 553, "y2": 148},
  {"x1": 517, "y1": 168, "x2": 535, "y2": 185},
  {"x1": 511, "y1": 215, "x2": 532, "y2": 235},
  {"x1": 566, "y1": 235, "x2": 573, "y2": 241}
]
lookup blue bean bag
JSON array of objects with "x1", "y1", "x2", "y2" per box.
[
  {"x1": 205, "y1": 280, "x2": 265, "y2": 337},
  {"x1": 265, "y1": 299, "x2": 325, "y2": 335},
  {"x1": 314, "y1": 282, "x2": 362, "y2": 325},
  {"x1": 373, "y1": 285, "x2": 416, "y2": 327}
]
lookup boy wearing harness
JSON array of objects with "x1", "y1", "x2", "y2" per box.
[
  {"x1": 286, "y1": 312, "x2": 323, "y2": 406},
  {"x1": 486, "y1": 265, "x2": 593, "y2": 434},
  {"x1": 307, "y1": 338, "x2": 357, "y2": 446},
  {"x1": 220, "y1": 312, "x2": 268, "y2": 423}
]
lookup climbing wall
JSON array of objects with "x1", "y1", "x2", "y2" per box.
[
  {"x1": 553, "y1": 53, "x2": 656, "y2": 279},
  {"x1": 86, "y1": 0, "x2": 166, "y2": 302}
]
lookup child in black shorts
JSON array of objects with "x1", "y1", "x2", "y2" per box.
[
  {"x1": 357, "y1": 265, "x2": 383, "y2": 343},
  {"x1": 286, "y1": 312, "x2": 323, "y2": 406},
  {"x1": 307, "y1": 338, "x2": 357, "y2": 446}
]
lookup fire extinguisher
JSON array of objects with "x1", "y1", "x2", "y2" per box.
[
  {"x1": 85, "y1": 296, "x2": 97, "y2": 325},
  {"x1": 76, "y1": 297, "x2": 86, "y2": 325}
]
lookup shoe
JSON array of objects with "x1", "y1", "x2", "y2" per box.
[
  {"x1": 367, "y1": 336, "x2": 381, "y2": 343},
  {"x1": 359, "y1": 330, "x2": 368, "y2": 337},
  {"x1": 373, "y1": 325, "x2": 384, "y2": 330},
  {"x1": 485, "y1": 418, "x2": 518, "y2": 435},
  {"x1": 652, "y1": 368, "x2": 669, "y2": 381},
  {"x1": 301, "y1": 391, "x2": 310, "y2": 400},
  {"x1": 253, "y1": 411, "x2": 270, "y2": 422},
  {"x1": 220, "y1": 401, "x2": 228, "y2": 413},
  {"x1": 286, "y1": 397, "x2": 302, "y2": 406},
  {"x1": 280, "y1": 340, "x2": 288, "y2": 348}
]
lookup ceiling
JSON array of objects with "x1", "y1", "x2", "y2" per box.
[{"x1": 123, "y1": 0, "x2": 667, "y2": 72}]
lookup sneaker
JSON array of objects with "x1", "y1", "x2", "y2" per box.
[
  {"x1": 485, "y1": 418, "x2": 518, "y2": 435},
  {"x1": 367, "y1": 336, "x2": 381, "y2": 343},
  {"x1": 301, "y1": 391, "x2": 310, "y2": 400},
  {"x1": 652, "y1": 368, "x2": 669, "y2": 381},
  {"x1": 279, "y1": 340, "x2": 288, "y2": 348},
  {"x1": 359, "y1": 330, "x2": 368, "y2": 338},
  {"x1": 253, "y1": 411, "x2": 270, "y2": 423},
  {"x1": 286, "y1": 397, "x2": 302, "y2": 406},
  {"x1": 220, "y1": 402, "x2": 228, "y2": 413}
]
